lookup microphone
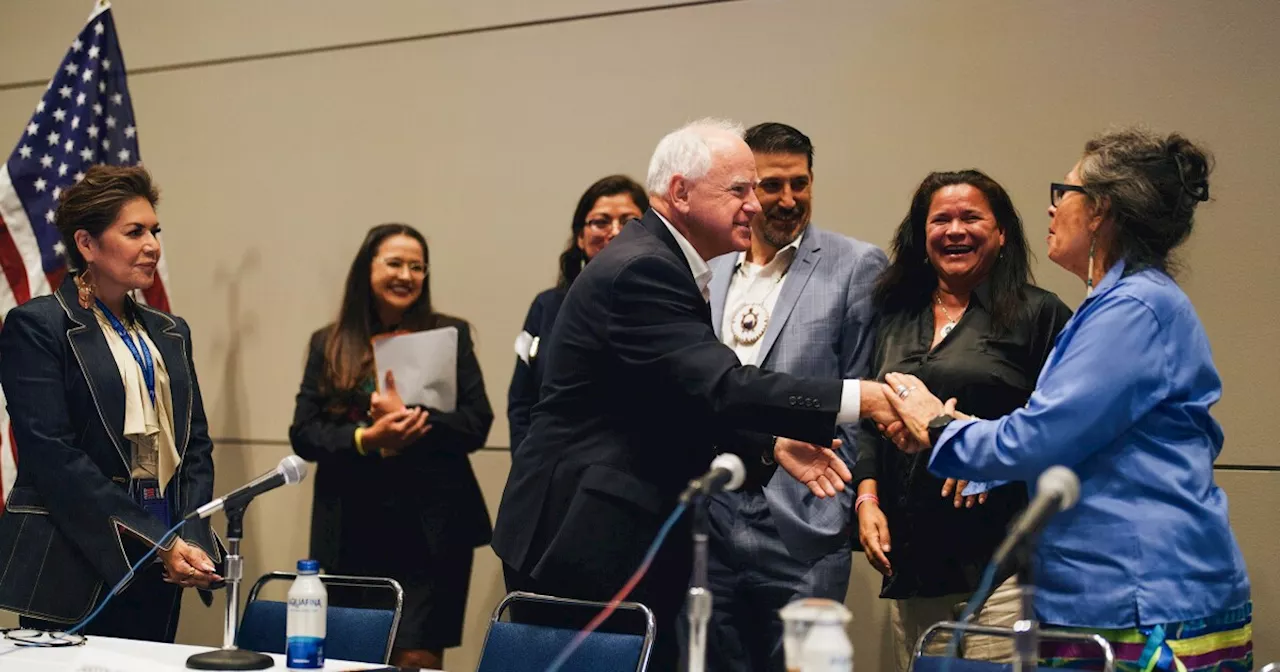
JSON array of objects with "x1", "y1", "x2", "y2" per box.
[
  {"x1": 990, "y1": 465, "x2": 1080, "y2": 570},
  {"x1": 680, "y1": 453, "x2": 746, "y2": 502},
  {"x1": 192, "y1": 456, "x2": 308, "y2": 520}
]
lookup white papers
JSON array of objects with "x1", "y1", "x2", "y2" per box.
[{"x1": 372, "y1": 326, "x2": 458, "y2": 412}]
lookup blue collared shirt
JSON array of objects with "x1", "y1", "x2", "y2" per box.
[{"x1": 930, "y1": 259, "x2": 1250, "y2": 628}]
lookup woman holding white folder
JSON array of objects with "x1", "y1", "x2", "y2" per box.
[{"x1": 289, "y1": 223, "x2": 493, "y2": 670}]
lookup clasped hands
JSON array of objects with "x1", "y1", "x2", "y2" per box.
[
  {"x1": 363, "y1": 370, "x2": 432, "y2": 458},
  {"x1": 864, "y1": 372, "x2": 957, "y2": 453}
]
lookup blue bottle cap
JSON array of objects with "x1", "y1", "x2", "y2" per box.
[{"x1": 297, "y1": 559, "x2": 320, "y2": 574}]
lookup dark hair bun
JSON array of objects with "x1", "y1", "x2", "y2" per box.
[{"x1": 1168, "y1": 136, "x2": 1211, "y2": 204}]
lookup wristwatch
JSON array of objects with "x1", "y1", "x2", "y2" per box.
[{"x1": 927, "y1": 414, "x2": 956, "y2": 447}]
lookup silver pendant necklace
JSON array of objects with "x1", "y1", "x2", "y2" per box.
[
  {"x1": 935, "y1": 292, "x2": 967, "y2": 338},
  {"x1": 730, "y1": 265, "x2": 785, "y2": 346}
]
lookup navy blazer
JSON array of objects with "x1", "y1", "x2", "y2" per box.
[
  {"x1": 289, "y1": 318, "x2": 493, "y2": 576},
  {"x1": 506, "y1": 286, "x2": 567, "y2": 450},
  {"x1": 492, "y1": 210, "x2": 844, "y2": 592},
  {"x1": 0, "y1": 277, "x2": 219, "y2": 623}
]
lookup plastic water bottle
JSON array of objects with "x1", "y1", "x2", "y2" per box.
[
  {"x1": 286, "y1": 559, "x2": 327, "y2": 669},
  {"x1": 780, "y1": 598, "x2": 853, "y2": 672},
  {"x1": 800, "y1": 619, "x2": 853, "y2": 672}
]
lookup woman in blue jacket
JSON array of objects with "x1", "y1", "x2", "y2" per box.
[
  {"x1": 882, "y1": 127, "x2": 1251, "y2": 670},
  {"x1": 506, "y1": 175, "x2": 647, "y2": 450}
]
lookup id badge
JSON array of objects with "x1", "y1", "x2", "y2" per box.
[{"x1": 134, "y1": 478, "x2": 171, "y2": 528}]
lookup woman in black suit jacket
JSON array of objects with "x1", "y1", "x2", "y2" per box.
[
  {"x1": 506, "y1": 175, "x2": 647, "y2": 450},
  {"x1": 289, "y1": 223, "x2": 493, "y2": 671},
  {"x1": 0, "y1": 166, "x2": 221, "y2": 642}
]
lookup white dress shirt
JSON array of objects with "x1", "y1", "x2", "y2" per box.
[
  {"x1": 656, "y1": 211, "x2": 714, "y2": 302},
  {"x1": 720, "y1": 237, "x2": 803, "y2": 366},
  {"x1": 653, "y1": 212, "x2": 860, "y2": 423}
]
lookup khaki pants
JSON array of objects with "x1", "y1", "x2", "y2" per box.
[{"x1": 890, "y1": 575, "x2": 1021, "y2": 672}]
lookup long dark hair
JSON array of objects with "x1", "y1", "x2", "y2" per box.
[
  {"x1": 556, "y1": 175, "x2": 649, "y2": 289},
  {"x1": 322, "y1": 223, "x2": 451, "y2": 395},
  {"x1": 874, "y1": 170, "x2": 1033, "y2": 332}
]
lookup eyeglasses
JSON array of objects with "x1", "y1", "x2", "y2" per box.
[
  {"x1": 1, "y1": 628, "x2": 86, "y2": 647},
  {"x1": 585, "y1": 215, "x2": 635, "y2": 231},
  {"x1": 376, "y1": 257, "x2": 428, "y2": 276},
  {"x1": 1050, "y1": 182, "x2": 1087, "y2": 207}
]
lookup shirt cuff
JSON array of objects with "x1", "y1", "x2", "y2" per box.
[
  {"x1": 836, "y1": 379, "x2": 861, "y2": 425},
  {"x1": 929, "y1": 417, "x2": 976, "y2": 472},
  {"x1": 960, "y1": 480, "x2": 1007, "y2": 496}
]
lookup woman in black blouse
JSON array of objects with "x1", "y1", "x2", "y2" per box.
[
  {"x1": 506, "y1": 175, "x2": 647, "y2": 450},
  {"x1": 852, "y1": 170, "x2": 1071, "y2": 669},
  {"x1": 289, "y1": 223, "x2": 493, "y2": 670}
]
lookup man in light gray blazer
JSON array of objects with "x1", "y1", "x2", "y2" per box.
[{"x1": 692, "y1": 123, "x2": 887, "y2": 670}]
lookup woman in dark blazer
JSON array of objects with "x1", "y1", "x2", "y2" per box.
[
  {"x1": 0, "y1": 166, "x2": 221, "y2": 642},
  {"x1": 506, "y1": 175, "x2": 647, "y2": 450},
  {"x1": 289, "y1": 223, "x2": 493, "y2": 670}
]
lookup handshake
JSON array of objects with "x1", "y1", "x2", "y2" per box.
[
  {"x1": 770, "y1": 372, "x2": 970, "y2": 504},
  {"x1": 860, "y1": 372, "x2": 966, "y2": 455}
]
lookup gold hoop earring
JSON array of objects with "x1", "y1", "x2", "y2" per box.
[{"x1": 74, "y1": 269, "x2": 97, "y2": 309}]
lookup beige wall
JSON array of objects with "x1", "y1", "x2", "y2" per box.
[{"x1": 1, "y1": 0, "x2": 1277, "y2": 668}]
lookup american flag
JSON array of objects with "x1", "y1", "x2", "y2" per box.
[{"x1": 0, "y1": 1, "x2": 170, "y2": 504}]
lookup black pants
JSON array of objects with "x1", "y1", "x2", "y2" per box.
[
  {"x1": 329, "y1": 547, "x2": 475, "y2": 651},
  {"x1": 20, "y1": 562, "x2": 182, "y2": 643}
]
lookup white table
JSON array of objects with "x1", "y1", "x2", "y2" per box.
[{"x1": 0, "y1": 636, "x2": 404, "y2": 671}]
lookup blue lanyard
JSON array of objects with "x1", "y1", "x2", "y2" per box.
[{"x1": 95, "y1": 299, "x2": 156, "y2": 405}]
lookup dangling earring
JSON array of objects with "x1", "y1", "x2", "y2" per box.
[
  {"x1": 1085, "y1": 234, "x2": 1097, "y2": 296},
  {"x1": 74, "y1": 268, "x2": 97, "y2": 309}
]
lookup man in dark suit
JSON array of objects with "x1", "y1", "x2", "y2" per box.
[{"x1": 491, "y1": 118, "x2": 896, "y2": 666}]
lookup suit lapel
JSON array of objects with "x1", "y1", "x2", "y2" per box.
[
  {"x1": 707, "y1": 255, "x2": 737, "y2": 339},
  {"x1": 758, "y1": 228, "x2": 821, "y2": 365},
  {"x1": 137, "y1": 304, "x2": 192, "y2": 458},
  {"x1": 638, "y1": 210, "x2": 714, "y2": 325},
  {"x1": 54, "y1": 278, "x2": 130, "y2": 470},
  {"x1": 639, "y1": 210, "x2": 688, "y2": 272}
]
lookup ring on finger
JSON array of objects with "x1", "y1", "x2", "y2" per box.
[{"x1": 895, "y1": 384, "x2": 910, "y2": 400}]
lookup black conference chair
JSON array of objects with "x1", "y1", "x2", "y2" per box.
[{"x1": 476, "y1": 591, "x2": 655, "y2": 672}]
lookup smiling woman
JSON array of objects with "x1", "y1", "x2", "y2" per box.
[
  {"x1": 852, "y1": 169, "x2": 1072, "y2": 669},
  {"x1": 288, "y1": 222, "x2": 494, "y2": 671}
]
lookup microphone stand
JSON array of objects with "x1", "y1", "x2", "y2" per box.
[
  {"x1": 686, "y1": 494, "x2": 712, "y2": 672},
  {"x1": 1011, "y1": 544, "x2": 1038, "y2": 672},
  {"x1": 187, "y1": 503, "x2": 274, "y2": 670}
]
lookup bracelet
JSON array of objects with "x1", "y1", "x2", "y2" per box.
[
  {"x1": 354, "y1": 427, "x2": 367, "y2": 456},
  {"x1": 854, "y1": 493, "x2": 879, "y2": 512}
]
